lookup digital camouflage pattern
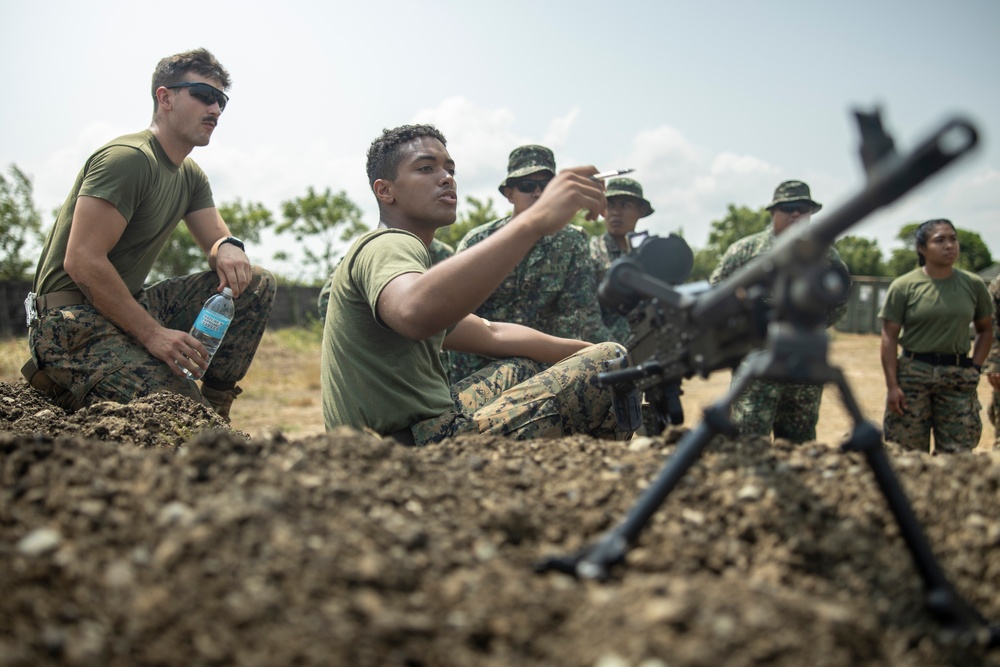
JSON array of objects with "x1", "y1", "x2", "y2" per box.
[
  {"x1": 497, "y1": 145, "x2": 556, "y2": 194},
  {"x1": 765, "y1": 180, "x2": 823, "y2": 212},
  {"x1": 987, "y1": 275, "x2": 1000, "y2": 446},
  {"x1": 710, "y1": 225, "x2": 848, "y2": 443},
  {"x1": 411, "y1": 342, "x2": 630, "y2": 444},
  {"x1": 604, "y1": 177, "x2": 654, "y2": 217},
  {"x1": 883, "y1": 357, "x2": 983, "y2": 453},
  {"x1": 29, "y1": 267, "x2": 276, "y2": 413},
  {"x1": 448, "y1": 217, "x2": 614, "y2": 381},
  {"x1": 589, "y1": 232, "x2": 631, "y2": 344}
]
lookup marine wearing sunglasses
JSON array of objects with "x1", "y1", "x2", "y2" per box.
[{"x1": 164, "y1": 81, "x2": 229, "y2": 112}]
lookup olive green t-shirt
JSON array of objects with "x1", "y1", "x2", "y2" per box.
[
  {"x1": 321, "y1": 228, "x2": 453, "y2": 435},
  {"x1": 879, "y1": 268, "x2": 993, "y2": 355},
  {"x1": 33, "y1": 129, "x2": 215, "y2": 296}
]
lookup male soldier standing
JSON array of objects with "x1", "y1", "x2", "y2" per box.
[
  {"x1": 25, "y1": 48, "x2": 276, "y2": 422},
  {"x1": 709, "y1": 180, "x2": 848, "y2": 443},
  {"x1": 986, "y1": 274, "x2": 1000, "y2": 448},
  {"x1": 321, "y1": 124, "x2": 630, "y2": 444},
  {"x1": 448, "y1": 145, "x2": 612, "y2": 381},
  {"x1": 589, "y1": 177, "x2": 654, "y2": 342}
]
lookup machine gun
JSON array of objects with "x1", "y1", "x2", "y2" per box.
[{"x1": 537, "y1": 108, "x2": 1000, "y2": 647}]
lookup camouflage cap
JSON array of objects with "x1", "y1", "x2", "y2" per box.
[
  {"x1": 498, "y1": 145, "x2": 556, "y2": 194},
  {"x1": 605, "y1": 177, "x2": 654, "y2": 217},
  {"x1": 765, "y1": 180, "x2": 822, "y2": 212}
]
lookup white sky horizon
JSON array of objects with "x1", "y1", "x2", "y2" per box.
[{"x1": 2, "y1": 0, "x2": 997, "y2": 282}]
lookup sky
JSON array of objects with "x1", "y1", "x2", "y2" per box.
[{"x1": 1, "y1": 0, "x2": 997, "y2": 281}]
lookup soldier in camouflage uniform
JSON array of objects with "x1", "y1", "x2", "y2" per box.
[
  {"x1": 320, "y1": 124, "x2": 631, "y2": 444},
  {"x1": 448, "y1": 145, "x2": 612, "y2": 382},
  {"x1": 589, "y1": 177, "x2": 654, "y2": 343},
  {"x1": 879, "y1": 219, "x2": 993, "y2": 453},
  {"x1": 987, "y1": 275, "x2": 1000, "y2": 448},
  {"x1": 709, "y1": 180, "x2": 848, "y2": 443},
  {"x1": 24, "y1": 49, "x2": 276, "y2": 423}
]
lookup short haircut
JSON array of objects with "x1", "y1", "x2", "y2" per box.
[
  {"x1": 914, "y1": 218, "x2": 956, "y2": 267},
  {"x1": 366, "y1": 124, "x2": 447, "y2": 190},
  {"x1": 151, "y1": 48, "x2": 231, "y2": 110}
]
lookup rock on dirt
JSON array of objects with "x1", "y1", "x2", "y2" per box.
[{"x1": 0, "y1": 380, "x2": 998, "y2": 667}]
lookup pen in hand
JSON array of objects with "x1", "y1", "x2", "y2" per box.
[{"x1": 592, "y1": 168, "x2": 635, "y2": 180}]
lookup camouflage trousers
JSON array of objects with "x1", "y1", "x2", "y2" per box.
[
  {"x1": 730, "y1": 355, "x2": 824, "y2": 443},
  {"x1": 28, "y1": 267, "x2": 276, "y2": 412},
  {"x1": 883, "y1": 356, "x2": 982, "y2": 454},
  {"x1": 410, "y1": 342, "x2": 632, "y2": 445}
]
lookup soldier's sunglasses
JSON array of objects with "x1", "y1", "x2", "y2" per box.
[
  {"x1": 774, "y1": 202, "x2": 814, "y2": 215},
  {"x1": 513, "y1": 179, "x2": 551, "y2": 194},
  {"x1": 165, "y1": 82, "x2": 229, "y2": 112}
]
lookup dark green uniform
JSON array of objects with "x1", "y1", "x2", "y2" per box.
[
  {"x1": 880, "y1": 268, "x2": 993, "y2": 453},
  {"x1": 320, "y1": 228, "x2": 631, "y2": 444},
  {"x1": 29, "y1": 130, "x2": 275, "y2": 412}
]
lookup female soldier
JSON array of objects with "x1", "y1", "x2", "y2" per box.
[{"x1": 879, "y1": 219, "x2": 994, "y2": 453}]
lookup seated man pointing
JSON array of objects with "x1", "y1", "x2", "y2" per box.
[{"x1": 321, "y1": 124, "x2": 631, "y2": 445}]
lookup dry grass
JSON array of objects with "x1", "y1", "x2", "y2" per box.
[{"x1": 3, "y1": 330, "x2": 996, "y2": 448}]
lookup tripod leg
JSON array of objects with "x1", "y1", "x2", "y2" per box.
[
  {"x1": 535, "y1": 370, "x2": 752, "y2": 580},
  {"x1": 832, "y1": 368, "x2": 999, "y2": 646}
]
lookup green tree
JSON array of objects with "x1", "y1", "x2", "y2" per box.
[
  {"x1": 0, "y1": 164, "x2": 43, "y2": 280},
  {"x1": 887, "y1": 222, "x2": 994, "y2": 277},
  {"x1": 150, "y1": 198, "x2": 275, "y2": 283},
  {"x1": 276, "y1": 187, "x2": 366, "y2": 282},
  {"x1": 834, "y1": 235, "x2": 886, "y2": 276},
  {"x1": 434, "y1": 195, "x2": 499, "y2": 248},
  {"x1": 688, "y1": 204, "x2": 770, "y2": 281}
]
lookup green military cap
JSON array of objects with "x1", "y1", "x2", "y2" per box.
[
  {"x1": 605, "y1": 177, "x2": 654, "y2": 217},
  {"x1": 765, "y1": 180, "x2": 822, "y2": 212},
  {"x1": 498, "y1": 145, "x2": 556, "y2": 194}
]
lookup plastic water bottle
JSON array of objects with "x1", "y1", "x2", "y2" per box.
[{"x1": 182, "y1": 287, "x2": 235, "y2": 380}]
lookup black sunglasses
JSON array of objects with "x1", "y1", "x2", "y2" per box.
[
  {"x1": 165, "y1": 82, "x2": 229, "y2": 112},
  {"x1": 774, "y1": 202, "x2": 813, "y2": 215},
  {"x1": 513, "y1": 179, "x2": 551, "y2": 194}
]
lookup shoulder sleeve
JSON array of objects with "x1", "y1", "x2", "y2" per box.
[
  {"x1": 350, "y1": 231, "x2": 428, "y2": 319},
  {"x1": 182, "y1": 158, "x2": 215, "y2": 214},
  {"x1": 78, "y1": 144, "x2": 153, "y2": 222},
  {"x1": 878, "y1": 277, "x2": 907, "y2": 324}
]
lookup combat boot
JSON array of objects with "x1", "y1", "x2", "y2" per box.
[{"x1": 201, "y1": 385, "x2": 243, "y2": 423}]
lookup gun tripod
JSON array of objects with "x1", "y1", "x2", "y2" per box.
[{"x1": 538, "y1": 317, "x2": 1000, "y2": 648}]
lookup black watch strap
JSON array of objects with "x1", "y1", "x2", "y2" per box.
[{"x1": 219, "y1": 236, "x2": 245, "y2": 252}]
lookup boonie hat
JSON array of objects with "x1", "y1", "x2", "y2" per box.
[
  {"x1": 498, "y1": 145, "x2": 556, "y2": 194},
  {"x1": 765, "y1": 180, "x2": 822, "y2": 212},
  {"x1": 605, "y1": 177, "x2": 654, "y2": 217}
]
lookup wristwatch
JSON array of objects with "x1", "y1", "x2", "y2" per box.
[{"x1": 218, "y1": 236, "x2": 245, "y2": 252}]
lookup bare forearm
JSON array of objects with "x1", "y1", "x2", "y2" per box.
[
  {"x1": 445, "y1": 318, "x2": 589, "y2": 365},
  {"x1": 880, "y1": 336, "x2": 899, "y2": 390},
  {"x1": 972, "y1": 329, "x2": 992, "y2": 367}
]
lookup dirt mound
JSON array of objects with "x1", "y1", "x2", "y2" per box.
[{"x1": 0, "y1": 380, "x2": 998, "y2": 667}]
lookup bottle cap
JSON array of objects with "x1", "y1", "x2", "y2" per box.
[{"x1": 223, "y1": 287, "x2": 233, "y2": 297}]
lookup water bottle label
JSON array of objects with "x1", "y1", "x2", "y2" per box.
[{"x1": 193, "y1": 310, "x2": 232, "y2": 338}]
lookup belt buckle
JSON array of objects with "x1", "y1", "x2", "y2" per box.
[{"x1": 23, "y1": 292, "x2": 38, "y2": 328}]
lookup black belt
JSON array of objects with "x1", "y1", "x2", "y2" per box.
[{"x1": 902, "y1": 349, "x2": 974, "y2": 368}]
